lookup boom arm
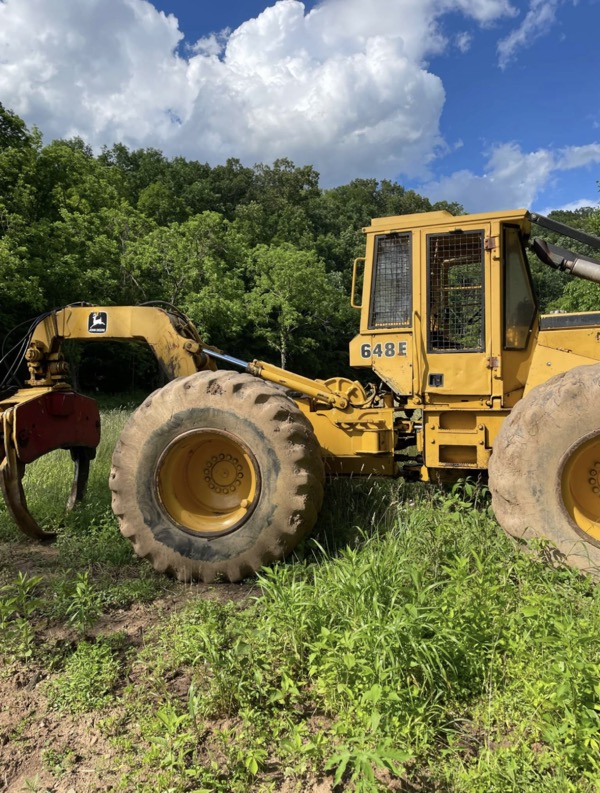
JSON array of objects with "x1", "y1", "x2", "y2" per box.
[
  {"x1": 0, "y1": 305, "x2": 215, "y2": 541},
  {"x1": 530, "y1": 212, "x2": 600, "y2": 284},
  {"x1": 23, "y1": 305, "x2": 352, "y2": 406},
  {"x1": 24, "y1": 305, "x2": 212, "y2": 386}
]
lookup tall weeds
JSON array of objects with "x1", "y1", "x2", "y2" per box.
[
  {"x1": 1, "y1": 411, "x2": 598, "y2": 791},
  {"x1": 138, "y1": 482, "x2": 599, "y2": 791}
]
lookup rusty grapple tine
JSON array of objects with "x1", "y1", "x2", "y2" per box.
[
  {"x1": 0, "y1": 392, "x2": 100, "y2": 541},
  {"x1": 66, "y1": 447, "x2": 95, "y2": 512},
  {"x1": 0, "y1": 449, "x2": 57, "y2": 542}
]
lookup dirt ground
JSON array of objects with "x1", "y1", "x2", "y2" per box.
[{"x1": 0, "y1": 541, "x2": 257, "y2": 793}]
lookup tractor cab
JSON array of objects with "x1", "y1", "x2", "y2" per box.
[{"x1": 349, "y1": 209, "x2": 539, "y2": 409}]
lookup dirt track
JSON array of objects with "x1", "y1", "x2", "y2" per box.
[{"x1": 0, "y1": 538, "x2": 254, "y2": 793}]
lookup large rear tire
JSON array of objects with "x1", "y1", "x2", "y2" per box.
[
  {"x1": 489, "y1": 363, "x2": 600, "y2": 576},
  {"x1": 110, "y1": 371, "x2": 324, "y2": 582}
]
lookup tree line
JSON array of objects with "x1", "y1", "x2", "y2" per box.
[{"x1": 1, "y1": 102, "x2": 598, "y2": 392}]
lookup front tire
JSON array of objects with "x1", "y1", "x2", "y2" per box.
[
  {"x1": 110, "y1": 371, "x2": 324, "y2": 582},
  {"x1": 489, "y1": 363, "x2": 600, "y2": 576}
]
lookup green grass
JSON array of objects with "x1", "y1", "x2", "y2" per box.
[
  {"x1": 0, "y1": 409, "x2": 599, "y2": 791},
  {"x1": 124, "y1": 489, "x2": 599, "y2": 792},
  {"x1": 0, "y1": 407, "x2": 168, "y2": 630},
  {"x1": 45, "y1": 635, "x2": 124, "y2": 714}
]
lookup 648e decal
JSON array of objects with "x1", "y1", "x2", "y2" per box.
[{"x1": 360, "y1": 340, "x2": 408, "y2": 359}]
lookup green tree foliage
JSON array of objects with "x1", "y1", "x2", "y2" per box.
[
  {"x1": 315, "y1": 179, "x2": 462, "y2": 278},
  {"x1": 100, "y1": 144, "x2": 217, "y2": 222},
  {"x1": 0, "y1": 116, "x2": 44, "y2": 334},
  {"x1": 0, "y1": 102, "x2": 32, "y2": 151},
  {"x1": 209, "y1": 158, "x2": 254, "y2": 218},
  {"x1": 122, "y1": 212, "x2": 248, "y2": 348},
  {"x1": 234, "y1": 158, "x2": 321, "y2": 248},
  {"x1": 246, "y1": 243, "x2": 346, "y2": 369},
  {"x1": 1, "y1": 103, "x2": 599, "y2": 391}
]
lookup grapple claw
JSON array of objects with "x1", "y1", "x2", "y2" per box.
[
  {"x1": 66, "y1": 447, "x2": 95, "y2": 512},
  {"x1": 0, "y1": 390, "x2": 100, "y2": 541},
  {"x1": 0, "y1": 452, "x2": 57, "y2": 541}
]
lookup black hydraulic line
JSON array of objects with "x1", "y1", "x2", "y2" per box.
[
  {"x1": 530, "y1": 212, "x2": 600, "y2": 252},
  {"x1": 203, "y1": 348, "x2": 250, "y2": 370}
]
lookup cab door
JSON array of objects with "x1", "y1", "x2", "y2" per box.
[
  {"x1": 422, "y1": 226, "x2": 493, "y2": 399},
  {"x1": 349, "y1": 228, "x2": 416, "y2": 395}
]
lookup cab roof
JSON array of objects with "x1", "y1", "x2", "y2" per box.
[{"x1": 363, "y1": 208, "x2": 529, "y2": 234}]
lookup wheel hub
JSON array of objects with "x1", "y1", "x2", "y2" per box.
[
  {"x1": 156, "y1": 429, "x2": 260, "y2": 537},
  {"x1": 204, "y1": 455, "x2": 245, "y2": 494},
  {"x1": 561, "y1": 434, "x2": 600, "y2": 544},
  {"x1": 586, "y1": 463, "x2": 600, "y2": 497}
]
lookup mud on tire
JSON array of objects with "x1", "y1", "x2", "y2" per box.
[
  {"x1": 110, "y1": 371, "x2": 325, "y2": 582},
  {"x1": 489, "y1": 363, "x2": 600, "y2": 576}
]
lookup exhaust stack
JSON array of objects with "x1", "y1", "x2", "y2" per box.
[
  {"x1": 530, "y1": 238, "x2": 600, "y2": 284},
  {"x1": 529, "y1": 211, "x2": 600, "y2": 284}
]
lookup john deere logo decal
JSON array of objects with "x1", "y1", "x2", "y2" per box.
[{"x1": 88, "y1": 311, "x2": 107, "y2": 334}]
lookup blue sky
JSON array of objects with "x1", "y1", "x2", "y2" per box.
[{"x1": 0, "y1": 0, "x2": 599, "y2": 213}]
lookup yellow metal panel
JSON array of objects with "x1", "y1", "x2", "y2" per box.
[
  {"x1": 296, "y1": 401, "x2": 396, "y2": 476},
  {"x1": 348, "y1": 332, "x2": 414, "y2": 395},
  {"x1": 525, "y1": 327, "x2": 600, "y2": 394},
  {"x1": 422, "y1": 409, "x2": 508, "y2": 471}
]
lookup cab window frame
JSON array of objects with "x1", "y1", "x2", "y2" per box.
[{"x1": 502, "y1": 224, "x2": 537, "y2": 351}]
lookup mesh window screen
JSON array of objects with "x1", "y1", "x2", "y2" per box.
[
  {"x1": 428, "y1": 232, "x2": 484, "y2": 352},
  {"x1": 368, "y1": 233, "x2": 412, "y2": 328}
]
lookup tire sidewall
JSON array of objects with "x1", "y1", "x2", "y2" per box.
[
  {"x1": 134, "y1": 404, "x2": 286, "y2": 563},
  {"x1": 490, "y1": 363, "x2": 600, "y2": 568},
  {"x1": 556, "y1": 427, "x2": 600, "y2": 550}
]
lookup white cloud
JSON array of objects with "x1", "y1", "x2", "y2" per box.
[
  {"x1": 497, "y1": 0, "x2": 576, "y2": 68},
  {"x1": 2, "y1": 0, "x2": 595, "y2": 210},
  {"x1": 0, "y1": 0, "x2": 190, "y2": 143},
  {"x1": 540, "y1": 198, "x2": 600, "y2": 214},
  {"x1": 455, "y1": 32, "x2": 473, "y2": 52},
  {"x1": 0, "y1": 0, "x2": 516, "y2": 185},
  {"x1": 422, "y1": 142, "x2": 600, "y2": 211},
  {"x1": 557, "y1": 143, "x2": 600, "y2": 170}
]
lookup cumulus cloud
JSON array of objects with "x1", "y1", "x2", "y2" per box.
[
  {"x1": 1, "y1": 0, "x2": 596, "y2": 209},
  {"x1": 422, "y1": 142, "x2": 600, "y2": 211},
  {"x1": 0, "y1": 0, "x2": 516, "y2": 185},
  {"x1": 0, "y1": 0, "x2": 190, "y2": 143}
]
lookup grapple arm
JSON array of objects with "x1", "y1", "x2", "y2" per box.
[
  {"x1": 0, "y1": 389, "x2": 100, "y2": 539},
  {"x1": 25, "y1": 305, "x2": 211, "y2": 386},
  {"x1": 1, "y1": 305, "x2": 213, "y2": 540}
]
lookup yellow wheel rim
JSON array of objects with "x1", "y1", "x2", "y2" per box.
[
  {"x1": 156, "y1": 429, "x2": 260, "y2": 537},
  {"x1": 561, "y1": 433, "x2": 600, "y2": 544}
]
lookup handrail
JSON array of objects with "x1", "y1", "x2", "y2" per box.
[{"x1": 351, "y1": 257, "x2": 366, "y2": 309}]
